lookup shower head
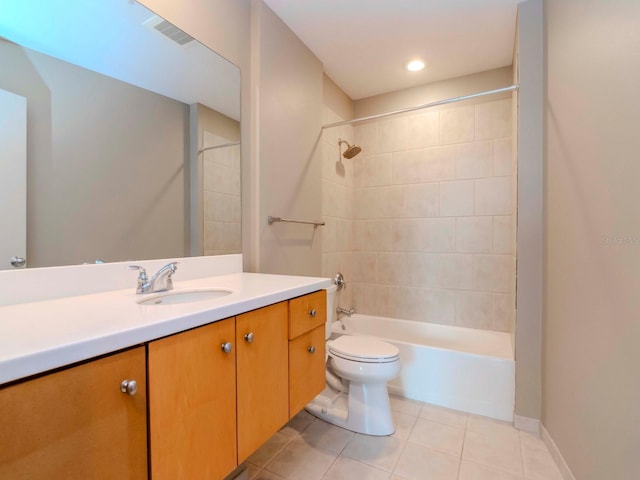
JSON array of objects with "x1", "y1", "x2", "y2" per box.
[{"x1": 338, "y1": 138, "x2": 362, "y2": 159}]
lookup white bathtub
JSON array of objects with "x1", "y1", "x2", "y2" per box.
[{"x1": 332, "y1": 314, "x2": 515, "y2": 421}]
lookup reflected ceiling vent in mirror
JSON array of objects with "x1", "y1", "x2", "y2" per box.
[{"x1": 144, "y1": 15, "x2": 195, "y2": 47}]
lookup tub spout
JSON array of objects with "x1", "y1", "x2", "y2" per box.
[{"x1": 337, "y1": 307, "x2": 356, "y2": 317}]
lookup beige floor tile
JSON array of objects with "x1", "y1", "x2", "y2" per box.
[
  {"x1": 285, "y1": 409, "x2": 316, "y2": 434},
  {"x1": 393, "y1": 442, "x2": 459, "y2": 480},
  {"x1": 323, "y1": 456, "x2": 391, "y2": 480},
  {"x1": 408, "y1": 418, "x2": 465, "y2": 457},
  {"x1": 462, "y1": 430, "x2": 523, "y2": 476},
  {"x1": 519, "y1": 431, "x2": 563, "y2": 480},
  {"x1": 266, "y1": 437, "x2": 337, "y2": 480},
  {"x1": 390, "y1": 394, "x2": 423, "y2": 417},
  {"x1": 458, "y1": 460, "x2": 524, "y2": 480},
  {"x1": 419, "y1": 403, "x2": 468, "y2": 428},
  {"x1": 391, "y1": 411, "x2": 418, "y2": 441},
  {"x1": 341, "y1": 433, "x2": 406, "y2": 472},
  {"x1": 251, "y1": 470, "x2": 288, "y2": 480},
  {"x1": 247, "y1": 462, "x2": 262, "y2": 479},
  {"x1": 466, "y1": 415, "x2": 519, "y2": 442},
  {"x1": 519, "y1": 431, "x2": 547, "y2": 453},
  {"x1": 301, "y1": 418, "x2": 354, "y2": 454},
  {"x1": 248, "y1": 429, "x2": 298, "y2": 467}
]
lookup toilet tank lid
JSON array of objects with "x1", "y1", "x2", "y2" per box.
[{"x1": 328, "y1": 335, "x2": 399, "y2": 360}]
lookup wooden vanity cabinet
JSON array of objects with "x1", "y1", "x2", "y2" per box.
[
  {"x1": 148, "y1": 317, "x2": 237, "y2": 480},
  {"x1": 236, "y1": 301, "x2": 289, "y2": 462},
  {"x1": 0, "y1": 346, "x2": 147, "y2": 480},
  {"x1": 288, "y1": 290, "x2": 327, "y2": 418}
]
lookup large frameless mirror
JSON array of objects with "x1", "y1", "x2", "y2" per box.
[{"x1": 0, "y1": 0, "x2": 241, "y2": 269}]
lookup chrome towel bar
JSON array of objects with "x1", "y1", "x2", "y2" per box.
[{"x1": 267, "y1": 216, "x2": 325, "y2": 229}]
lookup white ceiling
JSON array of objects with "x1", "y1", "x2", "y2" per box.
[{"x1": 263, "y1": 0, "x2": 523, "y2": 100}]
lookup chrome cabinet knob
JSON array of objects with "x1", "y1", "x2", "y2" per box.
[
  {"x1": 309, "y1": 308, "x2": 317, "y2": 317},
  {"x1": 221, "y1": 342, "x2": 233, "y2": 353},
  {"x1": 244, "y1": 332, "x2": 254, "y2": 343},
  {"x1": 120, "y1": 379, "x2": 138, "y2": 396},
  {"x1": 308, "y1": 346, "x2": 316, "y2": 354}
]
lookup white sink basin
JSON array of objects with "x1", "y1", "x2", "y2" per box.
[{"x1": 137, "y1": 288, "x2": 233, "y2": 306}]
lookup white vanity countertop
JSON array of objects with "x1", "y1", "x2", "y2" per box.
[{"x1": 0, "y1": 272, "x2": 331, "y2": 385}]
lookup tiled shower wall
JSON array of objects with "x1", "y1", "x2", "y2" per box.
[
  {"x1": 321, "y1": 97, "x2": 516, "y2": 333},
  {"x1": 320, "y1": 107, "x2": 354, "y2": 308},
  {"x1": 202, "y1": 130, "x2": 242, "y2": 255}
]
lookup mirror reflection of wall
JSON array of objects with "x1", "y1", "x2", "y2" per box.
[
  {"x1": 0, "y1": 0, "x2": 241, "y2": 269},
  {"x1": 196, "y1": 106, "x2": 241, "y2": 255}
]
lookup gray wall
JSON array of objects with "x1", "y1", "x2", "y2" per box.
[
  {"x1": 544, "y1": 0, "x2": 640, "y2": 478},
  {"x1": 514, "y1": 0, "x2": 543, "y2": 422},
  {"x1": 0, "y1": 40, "x2": 188, "y2": 267},
  {"x1": 253, "y1": 1, "x2": 324, "y2": 276}
]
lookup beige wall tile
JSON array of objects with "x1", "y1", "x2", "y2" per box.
[
  {"x1": 475, "y1": 99, "x2": 512, "y2": 140},
  {"x1": 456, "y1": 291, "x2": 494, "y2": 329},
  {"x1": 456, "y1": 217, "x2": 492, "y2": 253},
  {"x1": 438, "y1": 253, "x2": 474, "y2": 289},
  {"x1": 456, "y1": 141, "x2": 493, "y2": 179},
  {"x1": 393, "y1": 218, "x2": 455, "y2": 252},
  {"x1": 362, "y1": 153, "x2": 393, "y2": 187},
  {"x1": 493, "y1": 293, "x2": 514, "y2": 333},
  {"x1": 474, "y1": 255, "x2": 514, "y2": 293},
  {"x1": 405, "y1": 252, "x2": 439, "y2": 287},
  {"x1": 440, "y1": 105, "x2": 475, "y2": 144},
  {"x1": 354, "y1": 121, "x2": 378, "y2": 155},
  {"x1": 376, "y1": 252, "x2": 408, "y2": 285},
  {"x1": 352, "y1": 252, "x2": 377, "y2": 282},
  {"x1": 379, "y1": 117, "x2": 409, "y2": 153},
  {"x1": 492, "y1": 215, "x2": 514, "y2": 254},
  {"x1": 407, "y1": 111, "x2": 440, "y2": 149},
  {"x1": 405, "y1": 183, "x2": 439, "y2": 218},
  {"x1": 362, "y1": 220, "x2": 393, "y2": 251},
  {"x1": 440, "y1": 180, "x2": 474, "y2": 217},
  {"x1": 474, "y1": 176, "x2": 513, "y2": 215},
  {"x1": 493, "y1": 137, "x2": 513, "y2": 176}
]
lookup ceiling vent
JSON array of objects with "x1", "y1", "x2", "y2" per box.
[{"x1": 144, "y1": 16, "x2": 195, "y2": 47}]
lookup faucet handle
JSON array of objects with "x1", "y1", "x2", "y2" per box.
[
  {"x1": 334, "y1": 272, "x2": 346, "y2": 290},
  {"x1": 127, "y1": 265, "x2": 148, "y2": 280}
]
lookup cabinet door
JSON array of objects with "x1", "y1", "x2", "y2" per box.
[
  {"x1": 148, "y1": 318, "x2": 237, "y2": 480},
  {"x1": 289, "y1": 324, "x2": 326, "y2": 418},
  {"x1": 236, "y1": 302, "x2": 288, "y2": 462},
  {"x1": 0, "y1": 347, "x2": 147, "y2": 480}
]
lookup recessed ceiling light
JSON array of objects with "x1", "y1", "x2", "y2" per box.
[{"x1": 406, "y1": 60, "x2": 425, "y2": 72}]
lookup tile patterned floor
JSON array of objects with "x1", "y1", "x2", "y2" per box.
[{"x1": 246, "y1": 395, "x2": 564, "y2": 480}]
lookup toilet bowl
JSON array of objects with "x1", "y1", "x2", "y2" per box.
[{"x1": 305, "y1": 285, "x2": 400, "y2": 436}]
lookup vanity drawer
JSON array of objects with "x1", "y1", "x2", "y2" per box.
[
  {"x1": 288, "y1": 290, "x2": 326, "y2": 339},
  {"x1": 288, "y1": 324, "x2": 326, "y2": 417}
]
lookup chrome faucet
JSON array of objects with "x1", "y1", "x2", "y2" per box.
[
  {"x1": 128, "y1": 262, "x2": 178, "y2": 294},
  {"x1": 337, "y1": 306, "x2": 356, "y2": 317}
]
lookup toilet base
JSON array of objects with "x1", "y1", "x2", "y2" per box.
[{"x1": 305, "y1": 380, "x2": 395, "y2": 436}]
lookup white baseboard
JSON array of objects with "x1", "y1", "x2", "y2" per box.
[
  {"x1": 541, "y1": 424, "x2": 576, "y2": 480},
  {"x1": 514, "y1": 414, "x2": 540, "y2": 434}
]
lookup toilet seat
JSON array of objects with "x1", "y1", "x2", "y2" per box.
[{"x1": 328, "y1": 335, "x2": 400, "y2": 363}]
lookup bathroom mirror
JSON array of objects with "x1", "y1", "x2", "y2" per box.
[{"x1": 0, "y1": 0, "x2": 241, "y2": 269}]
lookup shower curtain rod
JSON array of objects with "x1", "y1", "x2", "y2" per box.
[
  {"x1": 321, "y1": 84, "x2": 518, "y2": 129},
  {"x1": 197, "y1": 141, "x2": 241, "y2": 154}
]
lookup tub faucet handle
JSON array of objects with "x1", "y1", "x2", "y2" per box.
[{"x1": 334, "y1": 272, "x2": 346, "y2": 290}]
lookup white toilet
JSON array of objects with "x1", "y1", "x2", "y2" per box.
[{"x1": 305, "y1": 285, "x2": 400, "y2": 436}]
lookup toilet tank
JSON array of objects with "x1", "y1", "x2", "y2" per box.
[{"x1": 325, "y1": 284, "x2": 338, "y2": 340}]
